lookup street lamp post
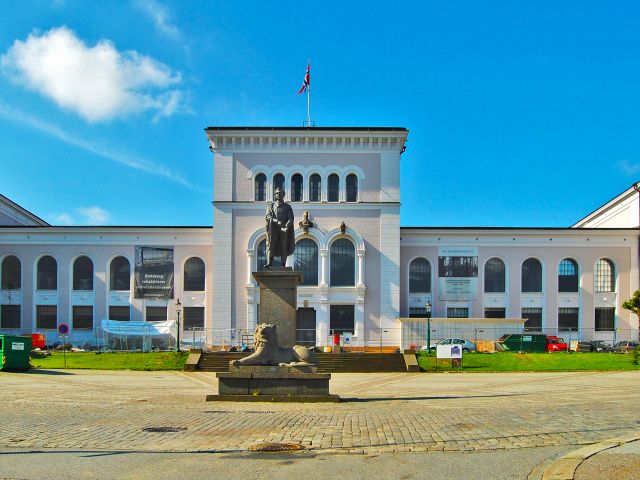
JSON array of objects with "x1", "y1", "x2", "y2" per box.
[
  {"x1": 425, "y1": 301, "x2": 432, "y2": 354},
  {"x1": 175, "y1": 298, "x2": 182, "y2": 352}
]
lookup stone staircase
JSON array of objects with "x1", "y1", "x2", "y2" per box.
[{"x1": 194, "y1": 352, "x2": 408, "y2": 373}]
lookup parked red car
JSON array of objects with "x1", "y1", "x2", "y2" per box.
[{"x1": 546, "y1": 336, "x2": 568, "y2": 352}]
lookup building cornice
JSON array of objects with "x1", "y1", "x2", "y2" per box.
[{"x1": 205, "y1": 126, "x2": 409, "y2": 153}]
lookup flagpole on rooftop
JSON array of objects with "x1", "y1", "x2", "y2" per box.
[{"x1": 307, "y1": 60, "x2": 311, "y2": 127}]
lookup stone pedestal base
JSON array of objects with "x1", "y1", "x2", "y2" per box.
[
  {"x1": 206, "y1": 366, "x2": 340, "y2": 403},
  {"x1": 252, "y1": 270, "x2": 303, "y2": 348}
]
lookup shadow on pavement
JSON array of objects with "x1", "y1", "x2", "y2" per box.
[
  {"x1": 341, "y1": 393, "x2": 530, "y2": 402},
  {"x1": 21, "y1": 369, "x2": 76, "y2": 376}
]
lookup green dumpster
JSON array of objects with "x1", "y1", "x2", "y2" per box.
[
  {"x1": 0, "y1": 335, "x2": 32, "y2": 371},
  {"x1": 498, "y1": 333, "x2": 547, "y2": 353}
]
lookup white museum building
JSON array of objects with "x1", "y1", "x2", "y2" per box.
[{"x1": 0, "y1": 126, "x2": 638, "y2": 349}]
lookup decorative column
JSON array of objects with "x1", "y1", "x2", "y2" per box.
[
  {"x1": 357, "y1": 248, "x2": 365, "y2": 286},
  {"x1": 320, "y1": 248, "x2": 328, "y2": 287}
]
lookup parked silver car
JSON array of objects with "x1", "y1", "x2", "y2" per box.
[{"x1": 422, "y1": 338, "x2": 477, "y2": 353}]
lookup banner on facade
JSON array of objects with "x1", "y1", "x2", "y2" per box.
[
  {"x1": 438, "y1": 247, "x2": 478, "y2": 301},
  {"x1": 134, "y1": 246, "x2": 174, "y2": 299}
]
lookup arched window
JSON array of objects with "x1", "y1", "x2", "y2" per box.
[
  {"x1": 291, "y1": 174, "x2": 303, "y2": 202},
  {"x1": 558, "y1": 258, "x2": 578, "y2": 292},
  {"x1": 522, "y1": 258, "x2": 542, "y2": 292},
  {"x1": 254, "y1": 173, "x2": 266, "y2": 201},
  {"x1": 328, "y1": 174, "x2": 340, "y2": 202},
  {"x1": 1, "y1": 255, "x2": 21, "y2": 290},
  {"x1": 273, "y1": 173, "x2": 285, "y2": 194},
  {"x1": 295, "y1": 239, "x2": 318, "y2": 286},
  {"x1": 37, "y1": 256, "x2": 57, "y2": 290},
  {"x1": 256, "y1": 239, "x2": 279, "y2": 272},
  {"x1": 110, "y1": 256, "x2": 130, "y2": 291},
  {"x1": 73, "y1": 256, "x2": 93, "y2": 291},
  {"x1": 409, "y1": 258, "x2": 431, "y2": 293},
  {"x1": 484, "y1": 258, "x2": 505, "y2": 293},
  {"x1": 330, "y1": 238, "x2": 355, "y2": 286},
  {"x1": 594, "y1": 259, "x2": 615, "y2": 293},
  {"x1": 310, "y1": 174, "x2": 321, "y2": 202},
  {"x1": 346, "y1": 174, "x2": 358, "y2": 202},
  {"x1": 184, "y1": 257, "x2": 205, "y2": 291}
]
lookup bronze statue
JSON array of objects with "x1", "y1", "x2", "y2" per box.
[{"x1": 265, "y1": 187, "x2": 295, "y2": 267}]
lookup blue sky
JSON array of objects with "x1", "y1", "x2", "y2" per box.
[{"x1": 1, "y1": 1, "x2": 639, "y2": 227}]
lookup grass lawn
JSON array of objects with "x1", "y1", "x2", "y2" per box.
[
  {"x1": 416, "y1": 351, "x2": 640, "y2": 372},
  {"x1": 30, "y1": 351, "x2": 188, "y2": 371}
]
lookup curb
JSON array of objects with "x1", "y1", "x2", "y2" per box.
[{"x1": 541, "y1": 432, "x2": 640, "y2": 480}]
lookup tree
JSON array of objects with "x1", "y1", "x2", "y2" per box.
[{"x1": 622, "y1": 290, "x2": 640, "y2": 316}]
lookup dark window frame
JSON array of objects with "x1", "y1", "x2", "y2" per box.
[
  {"x1": 108, "y1": 305, "x2": 131, "y2": 321},
  {"x1": 484, "y1": 258, "x2": 505, "y2": 293},
  {"x1": 37, "y1": 256, "x2": 57, "y2": 290},
  {"x1": 327, "y1": 173, "x2": 340, "y2": 202},
  {"x1": 522, "y1": 258, "x2": 542, "y2": 293},
  {"x1": 291, "y1": 173, "x2": 303, "y2": 202},
  {"x1": 183, "y1": 257, "x2": 205, "y2": 291},
  {"x1": 183, "y1": 306, "x2": 205, "y2": 331},
  {"x1": 0, "y1": 304, "x2": 20, "y2": 329},
  {"x1": 330, "y1": 238, "x2": 355, "y2": 286},
  {"x1": 146, "y1": 306, "x2": 167, "y2": 322},
  {"x1": 73, "y1": 256, "x2": 94, "y2": 291},
  {"x1": 558, "y1": 307, "x2": 579, "y2": 331},
  {"x1": 409, "y1": 258, "x2": 431, "y2": 293},
  {"x1": 595, "y1": 307, "x2": 615, "y2": 332},
  {"x1": 558, "y1": 259, "x2": 579, "y2": 293},
  {"x1": 36, "y1": 305, "x2": 57, "y2": 330},
  {"x1": 346, "y1": 174, "x2": 358, "y2": 202},
  {"x1": 254, "y1": 173, "x2": 267, "y2": 201},
  {"x1": 72, "y1": 305, "x2": 93, "y2": 330},
  {"x1": 1, "y1": 255, "x2": 21, "y2": 290},
  {"x1": 309, "y1": 173, "x2": 322, "y2": 202},
  {"x1": 295, "y1": 238, "x2": 319, "y2": 286},
  {"x1": 329, "y1": 304, "x2": 355, "y2": 335},
  {"x1": 110, "y1": 256, "x2": 131, "y2": 291}
]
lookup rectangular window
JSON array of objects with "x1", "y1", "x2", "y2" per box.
[
  {"x1": 1, "y1": 305, "x2": 20, "y2": 329},
  {"x1": 484, "y1": 308, "x2": 505, "y2": 319},
  {"x1": 447, "y1": 307, "x2": 468, "y2": 318},
  {"x1": 36, "y1": 305, "x2": 57, "y2": 329},
  {"x1": 595, "y1": 307, "x2": 615, "y2": 332},
  {"x1": 183, "y1": 307, "x2": 204, "y2": 330},
  {"x1": 72, "y1": 306, "x2": 93, "y2": 329},
  {"x1": 330, "y1": 305, "x2": 354, "y2": 335},
  {"x1": 522, "y1": 308, "x2": 542, "y2": 332},
  {"x1": 296, "y1": 307, "x2": 316, "y2": 346},
  {"x1": 146, "y1": 306, "x2": 167, "y2": 322},
  {"x1": 558, "y1": 308, "x2": 579, "y2": 331},
  {"x1": 409, "y1": 307, "x2": 428, "y2": 318},
  {"x1": 109, "y1": 306, "x2": 131, "y2": 321}
]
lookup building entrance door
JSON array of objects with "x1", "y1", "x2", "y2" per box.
[{"x1": 296, "y1": 308, "x2": 316, "y2": 346}]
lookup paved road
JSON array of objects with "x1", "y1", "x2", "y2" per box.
[{"x1": 0, "y1": 369, "x2": 638, "y2": 478}]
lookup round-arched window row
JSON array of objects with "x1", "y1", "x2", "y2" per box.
[
  {"x1": 254, "y1": 172, "x2": 359, "y2": 203},
  {"x1": 255, "y1": 237, "x2": 356, "y2": 287}
]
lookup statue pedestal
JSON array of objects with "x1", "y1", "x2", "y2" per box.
[
  {"x1": 206, "y1": 366, "x2": 340, "y2": 403},
  {"x1": 252, "y1": 269, "x2": 303, "y2": 348}
]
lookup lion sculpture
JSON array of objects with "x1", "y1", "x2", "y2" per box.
[{"x1": 229, "y1": 323, "x2": 318, "y2": 367}]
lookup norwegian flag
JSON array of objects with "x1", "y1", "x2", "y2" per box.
[{"x1": 297, "y1": 64, "x2": 310, "y2": 95}]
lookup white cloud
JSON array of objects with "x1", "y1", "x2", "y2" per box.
[
  {"x1": 50, "y1": 206, "x2": 111, "y2": 225},
  {"x1": 617, "y1": 159, "x2": 640, "y2": 176},
  {"x1": 0, "y1": 102, "x2": 198, "y2": 189},
  {"x1": 1, "y1": 26, "x2": 185, "y2": 122},
  {"x1": 134, "y1": 0, "x2": 182, "y2": 40},
  {"x1": 78, "y1": 206, "x2": 111, "y2": 224},
  {"x1": 53, "y1": 212, "x2": 74, "y2": 225}
]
